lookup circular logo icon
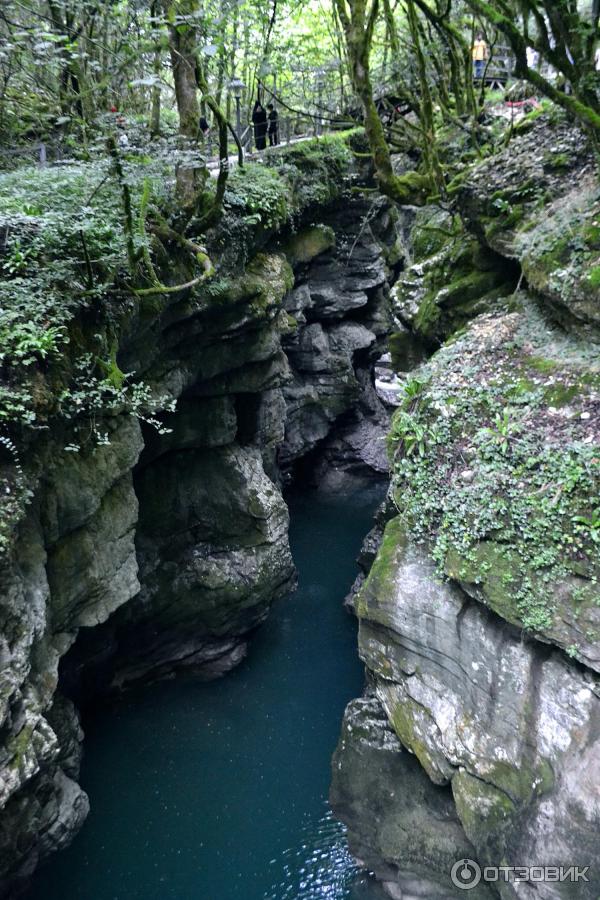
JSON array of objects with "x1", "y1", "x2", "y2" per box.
[{"x1": 451, "y1": 858, "x2": 482, "y2": 891}]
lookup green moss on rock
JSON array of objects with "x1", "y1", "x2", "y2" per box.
[
  {"x1": 388, "y1": 299, "x2": 600, "y2": 667},
  {"x1": 452, "y1": 771, "x2": 516, "y2": 860},
  {"x1": 355, "y1": 517, "x2": 406, "y2": 619},
  {"x1": 389, "y1": 698, "x2": 446, "y2": 785},
  {"x1": 281, "y1": 225, "x2": 335, "y2": 266},
  {"x1": 395, "y1": 220, "x2": 517, "y2": 343}
]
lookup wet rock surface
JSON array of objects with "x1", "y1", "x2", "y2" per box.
[
  {"x1": 279, "y1": 200, "x2": 397, "y2": 485},
  {"x1": 0, "y1": 191, "x2": 398, "y2": 893}
]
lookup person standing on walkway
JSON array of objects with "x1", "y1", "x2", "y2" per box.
[
  {"x1": 472, "y1": 34, "x2": 488, "y2": 80},
  {"x1": 199, "y1": 115, "x2": 210, "y2": 139},
  {"x1": 267, "y1": 103, "x2": 279, "y2": 146},
  {"x1": 252, "y1": 100, "x2": 268, "y2": 150}
]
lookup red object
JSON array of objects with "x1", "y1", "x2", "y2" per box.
[
  {"x1": 505, "y1": 98, "x2": 540, "y2": 108},
  {"x1": 110, "y1": 105, "x2": 118, "y2": 112}
]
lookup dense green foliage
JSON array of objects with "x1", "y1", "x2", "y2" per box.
[
  {"x1": 225, "y1": 132, "x2": 354, "y2": 230},
  {"x1": 2, "y1": 1, "x2": 597, "y2": 166},
  {"x1": 0, "y1": 132, "x2": 352, "y2": 418},
  {"x1": 0, "y1": 128, "x2": 356, "y2": 552},
  {"x1": 0, "y1": 157, "x2": 170, "y2": 418}
]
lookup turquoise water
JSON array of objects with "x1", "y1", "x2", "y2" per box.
[{"x1": 28, "y1": 485, "x2": 387, "y2": 900}]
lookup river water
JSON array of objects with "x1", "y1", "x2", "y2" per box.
[{"x1": 28, "y1": 484, "x2": 387, "y2": 900}]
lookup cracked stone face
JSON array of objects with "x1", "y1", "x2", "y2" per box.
[
  {"x1": 345, "y1": 517, "x2": 600, "y2": 899},
  {"x1": 0, "y1": 193, "x2": 401, "y2": 895}
]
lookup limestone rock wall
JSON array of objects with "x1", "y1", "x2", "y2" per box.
[
  {"x1": 0, "y1": 195, "x2": 399, "y2": 894},
  {"x1": 0, "y1": 420, "x2": 142, "y2": 890},
  {"x1": 331, "y1": 116, "x2": 600, "y2": 900},
  {"x1": 279, "y1": 199, "x2": 398, "y2": 484},
  {"x1": 339, "y1": 520, "x2": 599, "y2": 899},
  {"x1": 331, "y1": 694, "x2": 493, "y2": 900}
]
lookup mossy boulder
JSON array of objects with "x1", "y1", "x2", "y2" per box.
[
  {"x1": 354, "y1": 512, "x2": 600, "y2": 893},
  {"x1": 387, "y1": 299, "x2": 600, "y2": 665},
  {"x1": 408, "y1": 208, "x2": 456, "y2": 262},
  {"x1": 391, "y1": 224, "x2": 518, "y2": 344},
  {"x1": 516, "y1": 184, "x2": 600, "y2": 334},
  {"x1": 456, "y1": 113, "x2": 599, "y2": 335},
  {"x1": 280, "y1": 224, "x2": 335, "y2": 266}
]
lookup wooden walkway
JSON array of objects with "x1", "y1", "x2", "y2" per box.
[{"x1": 205, "y1": 132, "x2": 319, "y2": 175}]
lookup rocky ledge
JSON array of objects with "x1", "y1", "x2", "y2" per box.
[{"x1": 331, "y1": 114, "x2": 600, "y2": 900}]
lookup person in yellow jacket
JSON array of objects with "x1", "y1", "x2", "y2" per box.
[{"x1": 472, "y1": 34, "x2": 488, "y2": 80}]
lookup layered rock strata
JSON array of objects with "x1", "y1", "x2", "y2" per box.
[
  {"x1": 332, "y1": 115, "x2": 600, "y2": 900},
  {"x1": 0, "y1": 185, "x2": 399, "y2": 893}
]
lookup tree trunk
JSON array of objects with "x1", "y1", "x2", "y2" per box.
[
  {"x1": 335, "y1": 0, "x2": 431, "y2": 203},
  {"x1": 405, "y1": 0, "x2": 444, "y2": 191},
  {"x1": 150, "y1": 49, "x2": 162, "y2": 137},
  {"x1": 149, "y1": 1, "x2": 162, "y2": 137},
  {"x1": 166, "y1": 0, "x2": 200, "y2": 138},
  {"x1": 46, "y1": 0, "x2": 87, "y2": 123},
  {"x1": 226, "y1": 0, "x2": 240, "y2": 122}
]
